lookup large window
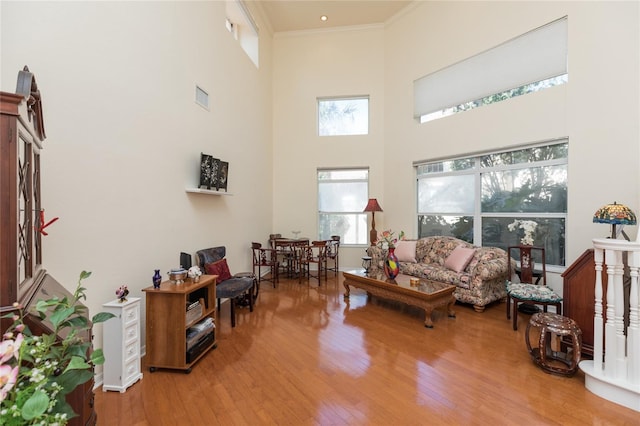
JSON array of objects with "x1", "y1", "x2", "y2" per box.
[
  {"x1": 416, "y1": 141, "x2": 568, "y2": 267},
  {"x1": 318, "y1": 96, "x2": 369, "y2": 136},
  {"x1": 318, "y1": 168, "x2": 369, "y2": 244}
]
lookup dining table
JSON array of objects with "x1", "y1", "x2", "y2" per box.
[{"x1": 272, "y1": 237, "x2": 310, "y2": 278}]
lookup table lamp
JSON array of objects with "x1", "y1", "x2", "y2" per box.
[
  {"x1": 593, "y1": 201, "x2": 637, "y2": 240},
  {"x1": 363, "y1": 198, "x2": 383, "y2": 245}
]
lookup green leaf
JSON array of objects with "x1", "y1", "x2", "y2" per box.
[
  {"x1": 64, "y1": 355, "x2": 91, "y2": 372},
  {"x1": 91, "y1": 348, "x2": 106, "y2": 365},
  {"x1": 49, "y1": 306, "x2": 76, "y2": 329},
  {"x1": 56, "y1": 369, "x2": 93, "y2": 394},
  {"x1": 21, "y1": 389, "x2": 49, "y2": 420},
  {"x1": 92, "y1": 312, "x2": 116, "y2": 323},
  {"x1": 63, "y1": 316, "x2": 89, "y2": 329},
  {"x1": 67, "y1": 342, "x2": 90, "y2": 358},
  {"x1": 80, "y1": 270, "x2": 92, "y2": 280}
]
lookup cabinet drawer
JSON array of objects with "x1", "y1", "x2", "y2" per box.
[
  {"x1": 123, "y1": 358, "x2": 141, "y2": 382},
  {"x1": 124, "y1": 322, "x2": 139, "y2": 345},
  {"x1": 123, "y1": 303, "x2": 139, "y2": 326},
  {"x1": 124, "y1": 340, "x2": 139, "y2": 363}
]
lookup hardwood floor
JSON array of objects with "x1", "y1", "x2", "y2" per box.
[{"x1": 95, "y1": 273, "x2": 638, "y2": 425}]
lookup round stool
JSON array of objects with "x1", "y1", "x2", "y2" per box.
[{"x1": 525, "y1": 312, "x2": 582, "y2": 376}]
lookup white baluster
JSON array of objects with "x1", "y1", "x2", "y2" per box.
[
  {"x1": 593, "y1": 247, "x2": 604, "y2": 372},
  {"x1": 628, "y1": 249, "x2": 639, "y2": 385},
  {"x1": 604, "y1": 248, "x2": 618, "y2": 377}
]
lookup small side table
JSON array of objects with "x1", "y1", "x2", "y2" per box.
[
  {"x1": 525, "y1": 312, "x2": 582, "y2": 376},
  {"x1": 102, "y1": 297, "x2": 143, "y2": 392}
]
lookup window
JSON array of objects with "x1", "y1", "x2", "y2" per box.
[
  {"x1": 420, "y1": 75, "x2": 568, "y2": 123},
  {"x1": 318, "y1": 168, "x2": 369, "y2": 244},
  {"x1": 318, "y1": 96, "x2": 369, "y2": 136},
  {"x1": 416, "y1": 140, "x2": 568, "y2": 267},
  {"x1": 414, "y1": 17, "x2": 568, "y2": 122},
  {"x1": 225, "y1": 0, "x2": 259, "y2": 67}
]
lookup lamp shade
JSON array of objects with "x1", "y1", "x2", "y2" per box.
[
  {"x1": 593, "y1": 202, "x2": 637, "y2": 225},
  {"x1": 363, "y1": 198, "x2": 383, "y2": 212}
]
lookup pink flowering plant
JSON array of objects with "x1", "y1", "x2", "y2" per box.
[
  {"x1": 0, "y1": 271, "x2": 114, "y2": 425},
  {"x1": 377, "y1": 229, "x2": 405, "y2": 249}
]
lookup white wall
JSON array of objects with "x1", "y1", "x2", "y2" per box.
[
  {"x1": 272, "y1": 25, "x2": 386, "y2": 267},
  {"x1": 273, "y1": 1, "x2": 640, "y2": 292},
  {"x1": 1, "y1": 0, "x2": 274, "y2": 369}
]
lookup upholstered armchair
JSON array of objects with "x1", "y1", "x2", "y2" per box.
[{"x1": 196, "y1": 246, "x2": 256, "y2": 327}]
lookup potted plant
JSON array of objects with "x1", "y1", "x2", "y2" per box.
[{"x1": 1, "y1": 271, "x2": 115, "y2": 425}]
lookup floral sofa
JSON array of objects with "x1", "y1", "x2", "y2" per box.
[{"x1": 367, "y1": 236, "x2": 510, "y2": 312}]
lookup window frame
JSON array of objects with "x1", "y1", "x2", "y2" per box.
[
  {"x1": 416, "y1": 139, "x2": 568, "y2": 269},
  {"x1": 317, "y1": 96, "x2": 370, "y2": 137}
]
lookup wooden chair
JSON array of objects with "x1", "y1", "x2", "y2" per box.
[
  {"x1": 326, "y1": 236, "x2": 340, "y2": 276},
  {"x1": 298, "y1": 241, "x2": 328, "y2": 284},
  {"x1": 252, "y1": 242, "x2": 279, "y2": 288},
  {"x1": 506, "y1": 245, "x2": 562, "y2": 330}
]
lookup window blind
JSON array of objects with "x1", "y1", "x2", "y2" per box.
[{"x1": 413, "y1": 17, "x2": 568, "y2": 119}]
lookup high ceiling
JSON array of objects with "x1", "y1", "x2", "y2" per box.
[{"x1": 256, "y1": 0, "x2": 412, "y2": 33}]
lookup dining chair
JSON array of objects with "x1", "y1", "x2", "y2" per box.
[
  {"x1": 506, "y1": 245, "x2": 562, "y2": 330},
  {"x1": 298, "y1": 241, "x2": 328, "y2": 284},
  {"x1": 252, "y1": 242, "x2": 279, "y2": 288},
  {"x1": 326, "y1": 235, "x2": 340, "y2": 276}
]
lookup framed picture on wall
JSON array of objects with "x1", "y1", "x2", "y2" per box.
[
  {"x1": 199, "y1": 153, "x2": 220, "y2": 190},
  {"x1": 217, "y1": 161, "x2": 229, "y2": 192}
]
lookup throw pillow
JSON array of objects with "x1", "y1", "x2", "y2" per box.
[
  {"x1": 394, "y1": 240, "x2": 417, "y2": 263},
  {"x1": 205, "y1": 259, "x2": 232, "y2": 282},
  {"x1": 444, "y1": 246, "x2": 475, "y2": 273}
]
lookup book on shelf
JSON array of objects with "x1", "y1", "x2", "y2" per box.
[
  {"x1": 185, "y1": 301, "x2": 203, "y2": 325},
  {"x1": 186, "y1": 317, "x2": 215, "y2": 350}
]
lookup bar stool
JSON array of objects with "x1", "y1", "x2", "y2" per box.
[{"x1": 525, "y1": 312, "x2": 582, "y2": 376}]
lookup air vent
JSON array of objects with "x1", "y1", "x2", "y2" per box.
[{"x1": 195, "y1": 85, "x2": 209, "y2": 110}]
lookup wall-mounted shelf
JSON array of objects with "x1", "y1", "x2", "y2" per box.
[{"x1": 185, "y1": 188, "x2": 233, "y2": 196}]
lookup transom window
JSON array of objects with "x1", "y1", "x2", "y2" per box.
[
  {"x1": 416, "y1": 140, "x2": 568, "y2": 267},
  {"x1": 318, "y1": 168, "x2": 369, "y2": 245},
  {"x1": 318, "y1": 96, "x2": 369, "y2": 136}
]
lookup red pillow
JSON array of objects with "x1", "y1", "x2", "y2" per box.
[{"x1": 205, "y1": 259, "x2": 232, "y2": 282}]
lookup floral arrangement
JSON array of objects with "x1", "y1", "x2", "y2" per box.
[
  {"x1": 508, "y1": 220, "x2": 538, "y2": 245},
  {"x1": 115, "y1": 285, "x2": 129, "y2": 302},
  {"x1": 0, "y1": 271, "x2": 115, "y2": 425},
  {"x1": 377, "y1": 229, "x2": 405, "y2": 249},
  {"x1": 187, "y1": 266, "x2": 202, "y2": 280}
]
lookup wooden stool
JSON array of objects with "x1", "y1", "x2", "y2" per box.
[{"x1": 525, "y1": 312, "x2": 582, "y2": 376}]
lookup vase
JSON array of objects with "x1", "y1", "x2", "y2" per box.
[
  {"x1": 519, "y1": 246, "x2": 534, "y2": 283},
  {"x1": 153, "y1": 269, "x2": 162, "y2": 289},
  {"x1": 384, "y1": 247, "x2": 400, "y2": 280}
]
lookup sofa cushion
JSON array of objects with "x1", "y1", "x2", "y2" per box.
[
  {"x1": 205, "y1": 259, "x2": 232, "y2": 282},
  {"x1": 444, "y1": 246, "x2": 475, "y2": 273},
  {"x1": 394, "y1": 240, "x2": 417, "y2": 263}
]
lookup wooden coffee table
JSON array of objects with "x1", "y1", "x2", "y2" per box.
[{"x1": 342, "y1": 270, "x2": 456, "y2": 328}]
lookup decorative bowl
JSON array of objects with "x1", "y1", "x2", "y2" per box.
[{"x1": 168, "y1": 269, "x2": 188, "y2": 284}]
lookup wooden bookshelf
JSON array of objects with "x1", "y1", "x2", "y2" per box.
[{"x1": 142, "y1": 275, "x2": 217, "y2": 373}]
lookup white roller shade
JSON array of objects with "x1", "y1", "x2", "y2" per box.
[{"x1": 414, "y1": 17, "x2": 568, "y2": 119}]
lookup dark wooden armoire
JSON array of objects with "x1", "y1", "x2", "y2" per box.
[{"x1": 0, "y1": 67, "x2": 97, "y2": 426}]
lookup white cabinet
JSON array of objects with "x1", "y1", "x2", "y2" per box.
[{"x1": 102, "y1": 297, "x2": 143, "y2": 392}]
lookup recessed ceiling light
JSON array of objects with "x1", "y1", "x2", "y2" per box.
[{"x1": 320, "y1": 15, "x2": 328, "y2": 22}]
